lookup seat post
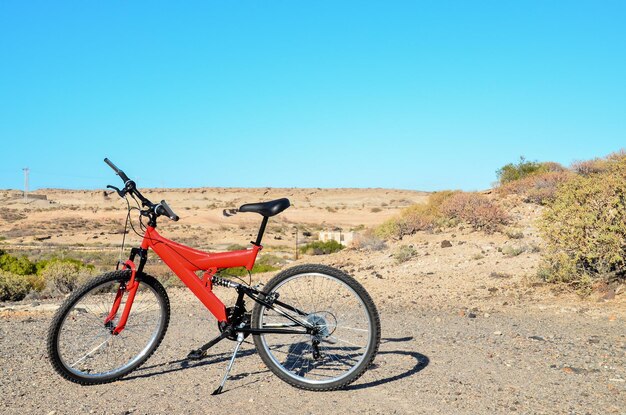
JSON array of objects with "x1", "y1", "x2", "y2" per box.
[{"x1": 253, "y1": 216, "x2": 269, "y2": 246}]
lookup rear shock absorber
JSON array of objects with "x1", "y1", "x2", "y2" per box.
[{"x1": 211, "y1": 275, "x2": 240, "y2": 289}]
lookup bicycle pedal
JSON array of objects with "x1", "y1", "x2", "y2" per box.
[{"x1": 186, "y1": 349, "x2": 207, "y2": 361}]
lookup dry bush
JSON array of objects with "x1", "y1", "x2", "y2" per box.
[
  {"x1": 0, "y1": 270, "x2": 31, "y2": 301},
  {"x1": 497, "y1": 171, "x2": 573, "y2": 204},
  {"x1": 375, "y1": 191, "x2": 455, "y2": 239},
  {"x1": 440, "y1": 192, "x2": 509, "y2": 233},
  {"x1": 540, "y1": 153, "x2": 626, "y2": 289},
  {"x1": 571, "y1": 158, "x2": 610, "y2": 176},
  {"x1": 40, "y1": 261, "x2": 95, "y2": 294},
  {"x1": 376, "y1": 191, "x2": 508, "y2": 238},
  {"x1": 352, "y1": 231, "x2": 387, "y2": 251},
  {"x1": 393, "y1": 245, "x2": 416, "y2": 264}
]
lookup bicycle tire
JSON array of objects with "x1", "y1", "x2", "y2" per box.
[
  {"x1": 47, "y1": 270, "x2": 170, "y2": 385},
  {"x1": 251, "y1": 264, "x2": 380, "y2": 391}
]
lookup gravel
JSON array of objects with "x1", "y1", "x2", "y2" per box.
[{"x1": 1, "y1": 288, "x2": 624, "y2": 415}]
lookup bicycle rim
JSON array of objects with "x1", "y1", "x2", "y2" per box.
[
  {"x1": 257, "y1": 272, "x2": 374, "y2": 385},
  {"x1": 56, "y1": 278, "x2": 166, "y2": 380}
]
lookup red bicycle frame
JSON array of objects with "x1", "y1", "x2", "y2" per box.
[
  {"x1": 141, "y1": 226, "x2": 261, "y2": 322},
  {"x1": 109, "y1": 226, "x2": 262, "y2": 334}
]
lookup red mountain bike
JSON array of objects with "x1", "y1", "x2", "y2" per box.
[{"x1": 47, "y1": 159, "x2": 380, "y2": 394}]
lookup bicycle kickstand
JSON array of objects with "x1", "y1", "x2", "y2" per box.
[
  {"x1": 212, "y1": 332, "x2": 245, "y2": 395},
  {"x1": 187, "y1": 328, "x2": 232, "y2": 361}
]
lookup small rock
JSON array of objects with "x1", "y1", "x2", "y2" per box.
[
  {"x1": 441, "y1": 240, "x2": 453, "y2": 248},
  {"x1": 528, "y1": 336, "x2": 545, "y2": 342},
  {"x1": 483, "y1": 313, "x2": 490, "y2": 318},
  {"x1": 467, "y1": 313, "x2": 477, "y2": 319},
  {"x1": 601, "y1": 289, "x2": 616, "y2": 301},
  {"x1": 588, "y1": 336, "x2": 600, "y2": 344},
  {"x1": 493, "y1": 331, "x2": 503, "y2": 336},
  {"x1": 46, "y1": 411, "x2": 56, "y2": 415}
]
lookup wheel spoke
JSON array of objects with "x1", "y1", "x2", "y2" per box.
[
  {"x1": 50, "y1": 272, "x2": 169, "y2": 383},
  {"x1": 254, "y1": 268, "x2": 378, "y2": 387}
]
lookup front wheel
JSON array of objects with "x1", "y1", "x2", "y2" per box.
[
  {"x1": 251, "y1": 264, "x2": 380, "y2": 391},
  {"x1": 47, "y1": 270, "x2": 170, "y2": 385}
]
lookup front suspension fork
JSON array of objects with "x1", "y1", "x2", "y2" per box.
[{"x1": 104, "y1": 259, "x2": 140, "y2": 335}]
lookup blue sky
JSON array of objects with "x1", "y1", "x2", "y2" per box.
[{"x1": 1, "y1": 1, "x2": 624, "y2": 191}]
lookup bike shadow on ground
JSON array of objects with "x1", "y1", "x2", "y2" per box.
[
  {"x1": 346, "y1": 336, "x2": 430, "y2": 391},
  {"x1": 122, "y1": 340, "x2": 263, "y2": 382},
  {"x1": 123, "y1": 336, "x2": 429, "y2": 392}
]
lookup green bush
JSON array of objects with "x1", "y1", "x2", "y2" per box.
[
  {"x1": 0, "y1": 253, "x2": 36, "y2": 275},
  {"x1": 539, "y1": 153, "x2": 626, "y2": 289},
  {"x1": 0, "y1": 270, "x2": 31, "y2": 301},
  {"x1": 496, "y1": 157, "x2": 556, "y2": 185},
  {"x1": 299, "y1": 240, "x2": 344, "y2": 255},
  {"x1": 0, "y1": 253, "x2": 95, "y2": 300}
]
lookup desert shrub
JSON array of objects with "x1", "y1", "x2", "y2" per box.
[
  {"x1": 497, "y1": 157, "x2": 555, "y2": 184},
  {"x1": 0, "y1": 270, "x2": 31, "y2": 301},
  {"x1": 571, "y1": 158, "x2": 609, "y2": 176},
  {"x1": 393, "y1": 245, "x2": 416, "y2": 264},
  {"x1": 0, "y1": 253, "x2": 36, "y2": 275},
  {"x1": 39, "y1": 260, "x2": 95, "y2": 294},
  {"x1": 501, "y1": 245, "x2": 527, "y2": 257},
  {"x1": 506, "y1": 229, "x2": 524, "y2": 239},
  {"x1": 370, "y1": 207, "x2": 382, "y2": 213},
  {"x1": 352, "y1": 231, "x2": 387, "y2": 251},
  {"x1": 376, "y1": 191, "x2": 508, "y2": 238},
  {"x1": 539, "y1": 154, "x2": 626, "y2": 288},
  {"x1": 497, "y1": 171, "x2": 573, "y2": 205},
  {"x1": 440, "y1": 192, "x2": 509, "y2": 233},
  {"x1": 375, "y1": 191, "x2": 455, "y2": 239},
  {"x1": 299, "y1": 240, "x2": 344, "y2": 255}
]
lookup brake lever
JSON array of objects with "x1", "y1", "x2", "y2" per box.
[{"x1": 107, "y1": 185, "x2": 127, "y2": 198}]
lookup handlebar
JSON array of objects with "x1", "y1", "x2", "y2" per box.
[
  {"x1": 104, "y1": 158, "x2": 179, "y2": 222},
  {"x1": 155, "y1": 200, "x2": 180, "y2": 222},
  {"x1": 104, "y1": 158, "x2": 131, "y2": 183}
]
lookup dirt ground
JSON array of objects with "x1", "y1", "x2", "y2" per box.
[
  {"x1": 0, "y1": 280, "x2": 624, "y2": 415},
  {"x1": 1, "y1": 187, "x2": 625, "y2": 414}
]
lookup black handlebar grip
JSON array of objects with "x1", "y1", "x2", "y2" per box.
[
  {"x1": 158, "y1": 200, "x2": 179, "y2": 221},
  {"x1": 104, "y1": 158, "x2": 130, "y2": 183}
]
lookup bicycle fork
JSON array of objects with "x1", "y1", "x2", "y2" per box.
[{"x1": 104, "y1": 260, "x2": 140, "y2": 335}]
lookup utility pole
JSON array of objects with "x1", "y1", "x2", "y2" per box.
[{"x1": 23, "y1": 168, "x2": 29, "y2": 201}]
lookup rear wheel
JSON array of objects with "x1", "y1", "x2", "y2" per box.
[
  {"x1": 251, "y1": 264, "x2": 380, "y2": 391},
  {"x1": 47, "y1": 270, "x2": 169, "y2": 385}
]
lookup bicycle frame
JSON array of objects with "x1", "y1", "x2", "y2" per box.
[
  {"x1": 144, "y1": 225, "x2": 261, "y2": 322},
  {"x1": 108, "y1": 224, "x2": 312, "y2": 338}
]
